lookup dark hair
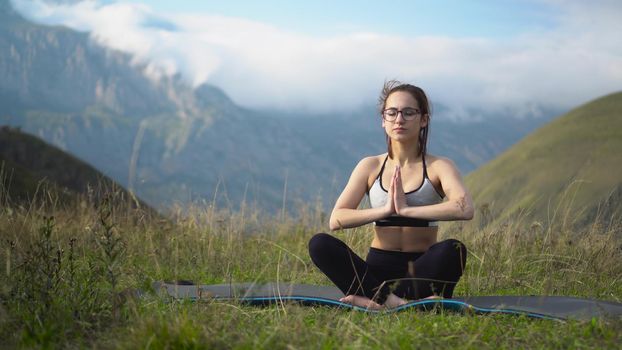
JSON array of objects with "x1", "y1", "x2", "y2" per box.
[{"x1": 378, "y1": 80, "x2": 431, "y2": 159}]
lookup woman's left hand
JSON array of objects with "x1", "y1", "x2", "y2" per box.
[{"x1": 392, "y1": 165, "x2": 407, "y2": 215}]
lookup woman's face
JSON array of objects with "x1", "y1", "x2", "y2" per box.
[{"x1": 382, "y1": 91, "x2": 428, "y2": 142}]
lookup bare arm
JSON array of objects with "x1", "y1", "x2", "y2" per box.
[
  {"x1": 329, "y1": 158, "x2": 394, "y2": 231},
  {"x1": 394, "y1": 158, "x2": 474, "y2": 221}
]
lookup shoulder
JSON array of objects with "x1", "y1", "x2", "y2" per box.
[
  {"x1": 355, "y1": 153, "x2": 386, "y2": 171},
  {"x1": 425, "y1": 154, "x2": 460, "y2": 175},
  {"x1": 351, "y1": 154, "x2": 387, "y2": 187}
]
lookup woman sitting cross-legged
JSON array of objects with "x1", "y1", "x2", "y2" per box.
[{"x1": 308, "y1": 81, "x2": 474, "y2": 309}]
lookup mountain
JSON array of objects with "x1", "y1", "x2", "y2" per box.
[
  {"x1": 465, "y1": 92, "x2": 622, "y2": 228},
  {"x1": 0, "y1": 0, "x2": 239, "y2": 205},
  {"x1": 0, "y1": 125, "x2": 149, "y2": 209},
  {"x1": 1, "y1": 0, "x2": 560, "y2": 213}
]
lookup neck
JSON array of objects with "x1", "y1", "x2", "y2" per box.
[{"x1": 390, "y1": 140, "x2": 421, "y2": 166}]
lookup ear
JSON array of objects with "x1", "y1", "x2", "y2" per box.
[{"x1": 420, "y1": 114, "x2": 429, "y2": 128}]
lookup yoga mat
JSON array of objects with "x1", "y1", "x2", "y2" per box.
[{"x1": 152, "y1": 281, "x2": 622, "y2": 321}]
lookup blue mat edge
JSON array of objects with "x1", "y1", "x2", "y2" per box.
[
  {"x1": 235, "y1": 296, "x2": 560, "y2": 320},
  {"x1": 150, "y1": 283, "x2": 561, "y2": 320}
]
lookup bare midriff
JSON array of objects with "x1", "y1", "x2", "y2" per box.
[{"x1": 371, "y1": 226, "x2": 438, "y2": 253}]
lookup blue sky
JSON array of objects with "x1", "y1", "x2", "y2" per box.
[
  {"x1": 136, "y1": 0, "x2": 556, "y2": 38},
  {"x1": 11, "y1": 0, "x2": 622, "y2": 117}
]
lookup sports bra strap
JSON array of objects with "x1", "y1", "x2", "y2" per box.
[
  {"x1": 422, "y1": 154, "x2": 428, "y2": 179},
  {"x1": 376, "y1": 155, "x2": 389, "y2": 179}
]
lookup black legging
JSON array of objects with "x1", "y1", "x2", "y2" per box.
[{"x1": 308, "y1": 233, "x2": 467, "y2": 304}]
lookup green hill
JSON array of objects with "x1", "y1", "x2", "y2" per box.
[
  {"x1": 465, "y1": 92, "x2": 622, "y2": 228},
  {"x1": 0, "y1": 125, "x2": 146, "y2": 208}
]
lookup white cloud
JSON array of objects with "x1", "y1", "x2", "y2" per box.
[{"x1": 10, "y1": 0, "x2": 622, "y2": 116}]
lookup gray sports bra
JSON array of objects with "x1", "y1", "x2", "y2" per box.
[{"x1": 368, "y1": 155, "x2": 444, "y2": 227}]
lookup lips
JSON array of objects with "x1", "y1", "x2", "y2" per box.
[{"x1": 394, "y1": 128, "x2": 407, "y2": 131}]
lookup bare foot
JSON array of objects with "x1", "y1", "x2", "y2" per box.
[
  {"x1": 339, "y1": 293, "x2": 408, "y2": 310},
  {"x1": 339, "y1": 295, "x2": 384, "y2": 310},
  {"x1": 383, "y1": 293, "x2": 408, "y2": 308},
  {"x1": 423, "y1": 295, "x2": 442, "y2": 300}
]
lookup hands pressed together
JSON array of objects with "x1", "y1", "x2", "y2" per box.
[{"x1": 384, "y1": 165, "x2": 407, "y2": 216}]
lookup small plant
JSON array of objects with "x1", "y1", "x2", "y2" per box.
[
  {"x1": 94, "y1": 192, "x2": 126, "y2": 320},
  {"x1": 8, "y1": 216, "x2": 64, "y2": 345}
]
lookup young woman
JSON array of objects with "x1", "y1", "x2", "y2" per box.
[{"x1": 308, "y1": 81, "x2": 474, "y2": 309}]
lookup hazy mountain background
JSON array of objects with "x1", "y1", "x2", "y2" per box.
[{"x1": 0, "y1": 0, "x2": 563, "y2": 213}]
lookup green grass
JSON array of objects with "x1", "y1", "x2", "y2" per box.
[{"x1": 0, "y1": 186, "x2": 621, "y2": 349}]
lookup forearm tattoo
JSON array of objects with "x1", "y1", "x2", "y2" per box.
[{"x1": 456, "y1": 196, "x2": 467, "y2": 212}]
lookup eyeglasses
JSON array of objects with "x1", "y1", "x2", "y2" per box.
[{"x1": 382, "y1": 107, "x2": 421, "y2": 121}]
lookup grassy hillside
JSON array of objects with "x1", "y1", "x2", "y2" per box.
[
  {"x1": 0, "y1": 125, "x2": 145, "y2": 209},
  {"x1": 0, "y1": 185, "x2": 621, "y2": 348},
  {"x1": 465, "y1": 92, "x2": 622, "y2": 228}
]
